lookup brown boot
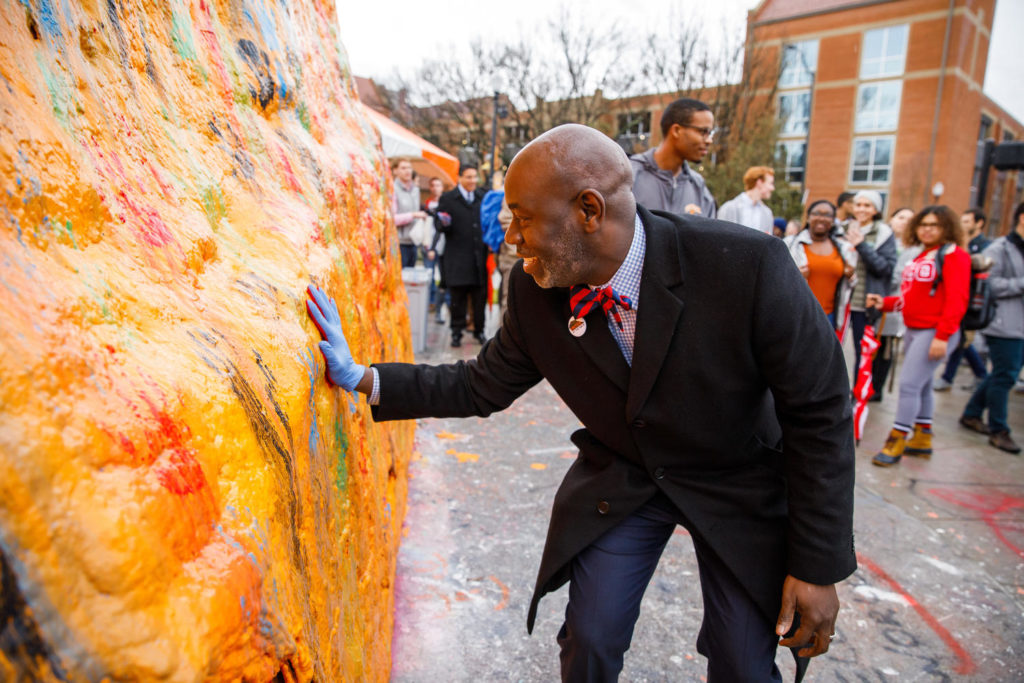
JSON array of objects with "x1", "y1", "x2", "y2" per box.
[
  {"x1": 989, "y1": 431, "x2": 1021, "y2": 454},
  {"x1": 872, "y1": 429, "x2": 907, "y2": 467},
  {"x1": 904, "y1": 423, "x2": 933, "y2": 459}
]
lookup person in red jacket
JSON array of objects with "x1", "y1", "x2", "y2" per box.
[{"x1": 866, "y1": 206, "x2": 970, "y2": 466}]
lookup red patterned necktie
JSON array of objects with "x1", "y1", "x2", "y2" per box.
[{"x1": 569, "y1": 284, "x2": 633, "y2": 331}]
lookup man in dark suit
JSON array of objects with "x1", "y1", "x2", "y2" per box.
[
  {"x1": 307, "y1": 125, "x2": 856, "y2": 681},
  {"x1": 436, "y1": 164, "x2": 489, "y2": 347}
]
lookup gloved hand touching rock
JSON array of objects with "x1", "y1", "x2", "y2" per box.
[{"x1": 306, "y1": 284, "x2": 367, "y2": 391}]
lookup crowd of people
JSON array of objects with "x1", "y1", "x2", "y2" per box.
[{"x1": 391, "y1": 95, "x2": 1023, "y2": 466}]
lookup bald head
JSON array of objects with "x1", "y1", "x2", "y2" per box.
[
  {"x1": 503, "y1": 125, "x2": 639, "y2": 288},
  {"x1": 508, "y1": 124, "x2": 635, "y2": 223}
]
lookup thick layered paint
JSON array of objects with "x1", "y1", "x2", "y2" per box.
[{"x1": 0, "y1": 0, "x2": 413, "y2": 680}]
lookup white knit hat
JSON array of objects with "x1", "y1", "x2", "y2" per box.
[{"x1": 853, "y1": 190, "x2": 883, "y2": 213}]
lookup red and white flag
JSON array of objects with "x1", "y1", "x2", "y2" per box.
[{"x1": 852, "y1": 322, "x2": 881, "y2": 443}]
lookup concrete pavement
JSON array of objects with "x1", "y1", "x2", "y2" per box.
[{"x1": 390, "y1": 309, "x2": 1024, "y2": 681}]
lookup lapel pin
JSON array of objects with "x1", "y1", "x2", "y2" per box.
[{"x1": 568, "y1": 316, "x2": 587, "y2": 337}]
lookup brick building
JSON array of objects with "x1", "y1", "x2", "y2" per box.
[{"x1": 749, "y1": 0, "x2": 1023, "y2": 233}]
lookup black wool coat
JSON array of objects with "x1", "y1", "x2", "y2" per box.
[
  {"x1": 372, "y1": 207, "x2": 857, "y2": 633},
  {"x1": 435, "y1": 187, "x2": 488, "y2": 288}
]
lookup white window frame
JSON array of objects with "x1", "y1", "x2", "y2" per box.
[
  {"x1": 861, "y1": 25, "x2": 909, "y2": 79},
  {"x1": 779, "y1": 40, "x2": 819, "y2": 88},
  {"x1": 855, "y1": 80, "x2": 903, "y2": 132},
  {"x1": 779, "y1": 90, "x2": 811, "y2": 136},
  {"x1": 777, "y1": 141, "x2": 807, "y2": 184},
  {"x1": 850, "y1": 136, "x2": 895, "y2": 185}
]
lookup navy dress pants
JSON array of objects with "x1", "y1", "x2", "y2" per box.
[{"x1": 557, "y1": 492, "x2": 783, "y2": 682}]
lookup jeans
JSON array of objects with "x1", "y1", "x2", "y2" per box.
[
  {"x1": 399, "y1": 243, "x2": 418, "y2": 268},
  {"x1": 941, "y1": 343, "x2": 987, "y2": 382},
  {"x1": 963, "y1": 336, "x2": 1024, "y2": 435}
]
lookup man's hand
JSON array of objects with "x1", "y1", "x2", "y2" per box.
[
  {"x1": 306, "y1": 284, "x2": 367, "y2": 391},
  {"x1": 928, "y1": 337, "x2": 948, "y2": 361},
  {"x1": 776, "y1": 575, "x2": 839, "y2": 658}
]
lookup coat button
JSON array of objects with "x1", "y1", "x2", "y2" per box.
[
  {"x1": 597, "y1": 501, "x2": 610, "y2": 515},
  {"x1": 632, "y1": 419, "x2": 646, "y2": 428},
  {"x1": 654, "y1": 467, "x2": 665, "y2": 480}
]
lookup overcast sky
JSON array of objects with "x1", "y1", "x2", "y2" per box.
[{"x1": 338, "y1": 0, "x2": 1024, "y2": 124}]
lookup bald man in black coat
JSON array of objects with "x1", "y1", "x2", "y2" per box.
[{"x1": 307, "y1": 124, "x2": 855, "y2": 682}]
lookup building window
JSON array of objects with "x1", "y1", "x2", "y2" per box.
[
  {"x1": 779, "y1": 40, "x2": 818, "y2": 88},
  {"x1": 617, "y1": 111, "x2": 652, "y2": 138},
  {"x1": 777, "y1": 141, "x2": 807, "y2": 184},
  {"x1": 779, "y1": 91, "x2": 811, "y2": 135},
  {"x1": 855, "y1": 80, "x2": 902, "y2": 132},
  {"x1": 850, "y1": 136, "x2": 894, "y2": 183},
  {"x1": 978, "y1": 115, "x2": 993, "y2": 141},
  {"x1": 861, "y1": 25, "x2": 909, "y2": 79}
]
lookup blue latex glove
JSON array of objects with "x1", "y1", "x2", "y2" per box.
[{"x1": 306, "y1": 284, "x2": 366, "y2": 391}]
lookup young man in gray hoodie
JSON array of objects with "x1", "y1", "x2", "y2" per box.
[
  {"x1": 960, "y1": 201, "x2": 1024, "y2": 454},
  {"x1": 630, "y1": 97, "x2": 717, "y2": 218}
]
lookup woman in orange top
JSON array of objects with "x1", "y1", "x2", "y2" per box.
[{"x1": 783, "y1": 200, "x2": 857, "y2": 330}]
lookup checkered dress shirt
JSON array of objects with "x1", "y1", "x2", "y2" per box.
[{"x1": 598, "y1": 213, "x2": 644, "y2": 366}]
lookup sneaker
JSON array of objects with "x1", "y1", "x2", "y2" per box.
[
  {"x1": 473, "y1": 333, "x2": 486, "y2": 344},
  {"x1": 959, "y1": 415, "x2": 989, "y2": 435},
  {"x1": 933, "y1": 377, "x2": 952, "y2": 391},
  {"x1": 450, "y1": 335, "x2": 462, "y2": 348},
  {"x1": 872, "y1": 429, "x2": 907, "y2": 467},
  {"x1": 989, "y1": 431, "x2": 1021, "y2": 454}
]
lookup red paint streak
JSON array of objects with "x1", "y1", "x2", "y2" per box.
[
  {"x1": 117, "y1": 190, "x2": 173, "y2": 247},
  {"x1": 856, "y1": 553, "x2": 975, "y2": 675},
  {"x1": 197, "y1": 4, "x2": 233, "y2": 108},
  {"x1": 928, "y1": 487, "x2": 1024, "y2": 561},
  {"x1": 155, "y1": 447, "x2": 209, "y2": 495},
  {"x1": 277, "y1": 147, "x2": 302, "y2": 193}
]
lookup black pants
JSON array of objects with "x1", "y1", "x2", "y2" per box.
[
  {"x1": 558, "y1": 492, "x2": 785, "y2": 682},
  {"x1": 448, "y1": 284, "x2": 486, "y2": 339}
]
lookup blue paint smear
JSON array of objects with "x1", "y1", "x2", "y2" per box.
[
  {"x1": 277, "y1": 67, "x2": 287, "y2": 100},
  {"x1": 30, "y1": 0, "x2": 62, "y2": 38}
]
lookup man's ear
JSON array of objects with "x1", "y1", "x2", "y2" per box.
[{"x1": 578, "y1": 189, "x2": 605, "y2": 233}]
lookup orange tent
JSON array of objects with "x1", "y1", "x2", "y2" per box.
[{"x1": 361, "y1": 104, "x2": 459, "y2": 188}]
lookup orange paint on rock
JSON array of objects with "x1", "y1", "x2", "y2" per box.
[{"x1": 0, "y1": 0, "x2": 413, "y2": 680}]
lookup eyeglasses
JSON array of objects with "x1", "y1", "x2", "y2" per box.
[
  {"x1": 808, "y1": 210, "x2": 835, "y2": 219},
  {"x1": 918, "y1": 221, "x2": 941, "y2": 228},
  {"x1": 679, "y1": 124, "x2": 718, "y2": 141}
]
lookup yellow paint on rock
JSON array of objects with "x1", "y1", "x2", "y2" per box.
[{"x1": 0, "y1": 1, "x2": 412, "y2": 680}]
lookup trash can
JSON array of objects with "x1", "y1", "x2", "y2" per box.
[{"x1": 402, "y1": 266, "x2": 432, "y2": 353}]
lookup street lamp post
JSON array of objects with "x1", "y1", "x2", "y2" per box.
[{"x1": 489, "y1": 91, "x2": 508, "y2": 187}]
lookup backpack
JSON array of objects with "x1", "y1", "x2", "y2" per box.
[{"x1": 930, "y1": 244, "x2": 997, "y2": 331}]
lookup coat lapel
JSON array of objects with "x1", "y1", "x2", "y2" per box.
[
  {"x1": 626, "y1": 209, "x2": 685, "y2": 421},
  {"x1": 568, "y1": 297, "x2": 630, "y2": 394}
]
